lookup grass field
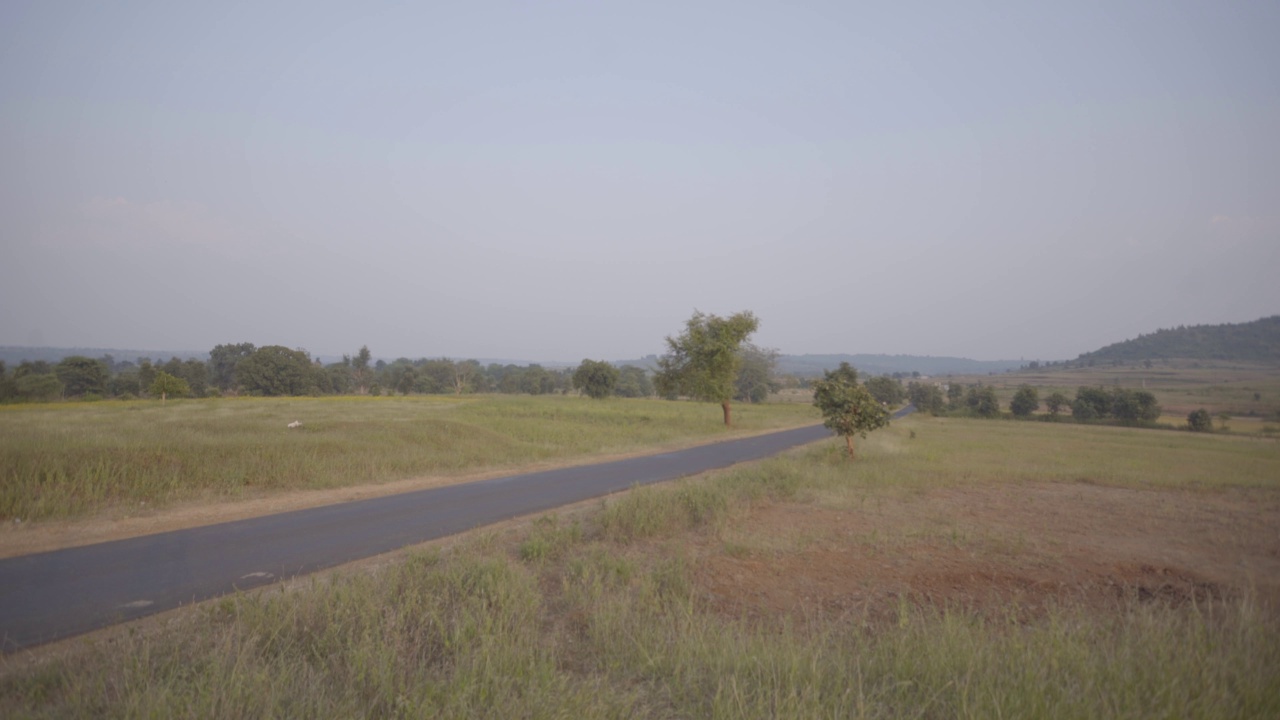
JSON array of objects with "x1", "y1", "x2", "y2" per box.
[
  {"x1": 4, "y1": 415, "x2": 1277, "y2": 718},
  {"x1": 0, "y1": 395, "x2": 819, "y2": 523}
]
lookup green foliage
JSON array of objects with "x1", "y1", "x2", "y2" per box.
[
  {"x1": 1071, "y1": 386, "x2": 1161, "y2": 424},
  {"x1": 235, "y1": 346, "x2": 318, "y2": 397},
  {"x1": 54, "y1": 356, "x2": 107, "y2": 398},
  {"x1": 1187, "y1": 409, "x2": 1212, "y2": 432},
  {"x1": 827, "y1": 361, "x2": 858, "y2": 385},
  {"x1": 946, "y1": 381, "x2": 965, "y2": 410},
  {"x1": 1044, "y1": 391, "x2": 1069, "y2": 415},
  {"x1": 1072, "y1": 386, "x2": 1112, "y2": 420},
  {"x1": 966, "y1": 385, "x2": 1001, "y2": 417},
  {"x1": 15, "y1": 373, "x2": 63, "y2": 402},
  {"x1": 865, "y1": 375, "x2": 905, "y2": 405},
  {"x1": 812, "y1": 368, "x2": 890, "y2": 458},
  {"x1": 733, "y1": 344, "x2": 779, "y2": 403},
  {"x1": 1111, "y1": 388, "x2": 1162, "y2": 423},
  {"x1": 614, "y1": 365, "x2": 653, "y2": 398},
  {"x1": 1010, "y1": 385, "x2": 1039, "y2": 417},
  {"x1": 208, "y1": 343, "x2": 255, "y2": 391},
  {"x1": 0, "y1": 362, "x2": 13, "y2": 403},
  {"x1": 572, "y1": 359, "x2": 619, "y2": 399},
  {"x1": 906, "y1": 381, "x2": 946, "y2": 415},
  {"x1": 149, "y1": 371, "x2": 191, "y2": 401},
  {"x1": 655, "y1": 310, "x2": 760, "y2": 425}
]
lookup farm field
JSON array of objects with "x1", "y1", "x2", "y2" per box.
[
  {"x1": 0, "y1": 395, "x2": 818, "y2": 556},
  {"x1": 947, "y1": 360, "x2": 1280, "y2": 429},
  {"x1": 3, "y1": 416, "x2": 1277, "y2": 717}
]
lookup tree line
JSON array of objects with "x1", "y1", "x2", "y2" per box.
[{"x1": 0, "y1": 335, "x2": 780, "y2": 406}]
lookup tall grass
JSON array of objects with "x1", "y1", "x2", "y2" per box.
[{"x1": 0, "y1": 395, "x2": 818, "y2": 521}]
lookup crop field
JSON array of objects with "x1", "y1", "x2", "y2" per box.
[
  {"x1": 3, "y1": 414, "x2": 1277, "y2": 718},
  {"x1": 0, "y1": 395, "x2": 819, "y2": 526}
]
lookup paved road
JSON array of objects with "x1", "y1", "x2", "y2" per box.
[{"x1": 0, "y1": 407, "x2": 913, "y2": 652}]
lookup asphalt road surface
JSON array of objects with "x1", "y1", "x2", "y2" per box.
[{"x1": 1, "y1": 407, "x2": 913, "y2": 652}]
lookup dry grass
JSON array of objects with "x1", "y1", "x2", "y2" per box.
[{"x1": 0, "y1": 395, "x2": 818, "y2": 522}]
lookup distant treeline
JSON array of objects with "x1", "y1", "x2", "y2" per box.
[
  {"x1": 1076, "y1": 315, "x2": 1280, "y2": 364},
  {"x1": 0, "y1": 343, "x2": 780, "y2": 404}
]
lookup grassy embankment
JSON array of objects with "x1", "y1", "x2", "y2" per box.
[
  {"x1": 0, "y1": 395, "x2": 818, "y2": 522},
  {"x1": 3, "y1": 416, "x2": 1277, "y2": 717}
]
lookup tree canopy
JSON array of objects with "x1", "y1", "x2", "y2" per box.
[
  {"x1": 236, "y1": 346, "x2": 318, "y2": 397},
  {"x1": 150, "y1": 371, "x2": 190, "y2": 402},
  {"x1": 572, "y1": 359, "x2": 619, "y2": 399},
  {"x1": 1010, "y1": 385, "x2": 1039, "y2": 417}
]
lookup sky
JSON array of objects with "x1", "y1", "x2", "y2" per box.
[{"x1": 1, "y1": 1, "x2": 1277, "y2": 363}]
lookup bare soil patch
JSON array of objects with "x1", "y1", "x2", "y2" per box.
[{"x1": 695, "y1": 481, "x2": 1280, "y2": 624}]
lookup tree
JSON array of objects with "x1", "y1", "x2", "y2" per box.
[
  {"x1": 828, "y1": 362, "x2": 858, "y2": 385},
  {"x1": 733, "y1": 344, "x2": 779, "y2": 403},
  {"x1": 1111, "y1": 388, "x2": 1161, "y2": 423},
  {"x1": 865, "y1": 375, "x2": 905, "y2": 405},
  {"x1": 573, "y1": 359, "x2": 619, "y2": 399},
  {"x1": 235, "y1": 346, "x2": 318, "y2": 396},
  {"x1": 150, "y1": 371, "x2": 190, "y2": 402},
  {"x1": 615, "y1": 366, "x2": 653, "y2": 398},
  {"x1": 0, "y1": 361, "x2": 15, "y2": 402},
  {"x1": 209, "y1": 343, "x2": 255, "y2": 392},
  {"x1": 15, "y1": 373, "x2": 62, "y2": 402},
  {"x1": 966, "y1": 385, "x2": 1000, "y2": 417},
  {"x1": 654, "y1": 310, "x2": 760, "y2": 425},
  {"x1": 906, "y1": 381, "x2": 945, "y2": 415},
  {"x1": 351, "y1": 346, "x2": 373, "y2": 395},
  {"x1": 1009, "y1": 385, "x2": 1039, "y2": 417},
  {"x1": 1187, "y1": 408, "x2": 1212, "y2": 432},
  {"x1": 396, "y1": 366, "x2": 419, "y2": 395},
  {"x1": 812, "y1": 367, "x2": 890, "y2": 458},
  {"x1": 55, "y1": 356, "x2": 108, "y2": 398},
  {"x1": 1072, "y1": 386, "x2": 1111, "y2": 421},
  {"x1": 946, "y1": 382, "x2": 964, "y2": 410},
  {"x1": 1044, "y1": 391, "x2": 1069, "y2": 415},
  {"x1": 453, "y1": 359, "x2": 481, "y2": 395}
]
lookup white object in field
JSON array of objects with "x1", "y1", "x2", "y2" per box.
[{"x1": 287, "y1": 421, "x2": 302, "y2": 429}]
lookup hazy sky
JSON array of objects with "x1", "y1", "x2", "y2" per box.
[{"x1": 2, "y1": 1, "x2": 1277, "y2": 362}]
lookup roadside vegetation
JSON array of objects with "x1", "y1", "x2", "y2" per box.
[
  {"x1": 0, "y1": 395, "x2": 818, "y2": 523},
  {"x1": 4, "y1": 416, "x2": 1277, "y2": 718}
]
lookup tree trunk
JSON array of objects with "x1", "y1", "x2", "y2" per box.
[
  {"x1": 845, "y1": 434, "x2": 855, "y2": 459},
  {"x1": 722, "y1": 401, "x2": 732, "y2": 426}
]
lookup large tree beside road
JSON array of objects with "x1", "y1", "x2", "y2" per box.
[{"x1": 655, "y1": 310, "x2": 760, "y2": 426}]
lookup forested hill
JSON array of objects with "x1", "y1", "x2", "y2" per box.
[{"x1": 1077, "y1": 316, "x2": 1280, "y2": 364}]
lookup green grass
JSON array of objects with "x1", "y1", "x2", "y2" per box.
[
  {"x1": 0, "y1": 395, "x2": 818, "y2": 521},
  {"x1": 4, "y1": 418, "x2": 1277, "y2": 717}
]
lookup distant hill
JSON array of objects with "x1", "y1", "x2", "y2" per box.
[{"x1": 1077, "y1": 315, "x2": 1280, "y2": 364}]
